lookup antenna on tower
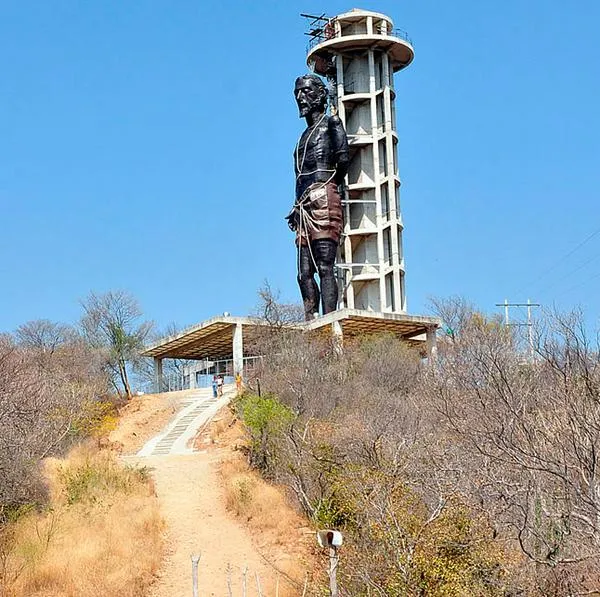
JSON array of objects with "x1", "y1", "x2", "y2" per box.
[
  {"x1": 301, "y1": 12, "x2": 336, "y2": 77},
  {"x1": 300, "y1": 12, "x2": 330, "y2": 38}
]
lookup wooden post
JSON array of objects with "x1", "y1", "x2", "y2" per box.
[
  {"x1": 226, "y1": 563, "x2": 233, "y2": 597},
  {"x1": 255, "y1": 571, "x2": 264, "y2": 597},
  {"x1": 242, "y1": 565, "x2": 248, "y2": 597},
  {"x1": 328, "y1": 545, "x2": 339, "y2": 597},
  {"x1": 191, "y1": 554, "x2": 200, "y2": 597}
]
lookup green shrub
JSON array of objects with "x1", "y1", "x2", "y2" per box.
[
  {"x1": 58, "y1": 452, "x2": 149, "y2": 505},
  {"x1": 312, "y1": 496, "x2": 354, "y2": 528},
  {"x1": 234, "y1": 392, "x2": 295, "y2": 474}
]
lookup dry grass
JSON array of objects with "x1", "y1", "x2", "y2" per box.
[
  {"x1": 213, "y1": 409, "x2": 324, "y2": 596},
  {"x1": 0, "y1": 447, "x2": 164, "y2": 597}
]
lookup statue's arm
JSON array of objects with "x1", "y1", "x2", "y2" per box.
[{"x1": 329, "y1": 115, "x2": 349, "y2": 184}]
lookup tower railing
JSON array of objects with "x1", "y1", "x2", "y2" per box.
[{"x1": 306, "y1": 26, "x2": 413, "y2": 52}]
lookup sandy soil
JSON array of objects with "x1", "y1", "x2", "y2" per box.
[
  {"x1": 142, "y1": 452, "x2": 287, "y2": 597},
  {"x1": 110, "y1": 389, "x2": 195, "y2": 454},
  {"x1": 111, "y1": 393, "x2": 316, "y2": 596}
]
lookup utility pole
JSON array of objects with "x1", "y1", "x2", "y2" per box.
[{"x1": 495, "y1": 299, "x2": 540, "y2": 361}]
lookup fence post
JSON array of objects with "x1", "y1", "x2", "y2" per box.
[
  {"x1": 227, "y1": 563, "x2": 233, "y2": 597},
  {"x1": 191, "y1": 554, "x2": 200, "y2": 597},
  {"x1": 317, "y1": 529, "x2": 342, "y2": 596},
  {"x1": 328, "y1": 545, "x2": 339, "y2": 597}
]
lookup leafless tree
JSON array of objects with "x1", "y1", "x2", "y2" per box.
[
  {"x1": 80, "y1": 290, "x2": 153, "y2": 398},
  {"x1": 423, "y1": 302, "x2": 600, "y2": 593},
  {"x1": 428, "y1": 295, "x2": 477, "y2": 341},
  {"x1": 254, "y1": 281, "x2": 304, "y2": 328},
  {"x1": 0, "y1": 328, "x2": 109, "y2": 518},
  {"x1": 15, "y1": 319, "x2": 73, "y2": 354}
]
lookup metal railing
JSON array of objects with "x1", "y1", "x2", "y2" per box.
[{"x1": 307, "y1": 25, "x2": 413, "y2": 52}]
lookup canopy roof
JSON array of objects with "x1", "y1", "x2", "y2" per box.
[{"x1": 142, "y1": 310, "x2": 441, "y2": 361}]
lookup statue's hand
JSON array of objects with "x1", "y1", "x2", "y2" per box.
[
  {"x1": 285, "y1": 209, "x2": 298, "y2": 231},
  {"x1": 286, "y1": 215, "x2": 297, "y2": 232}
]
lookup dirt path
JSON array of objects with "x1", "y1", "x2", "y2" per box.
[
  {"x1": 141, "y1": 453, "x2": 277, "y2": 597},
  {"x1": 116, "y1": 389, "x2": 305, "y2": 596}
]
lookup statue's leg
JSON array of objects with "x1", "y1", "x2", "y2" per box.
[
  {"x1": 298, "y1": 244, "x2": 320, "y2": 320},
  {"x1": 312, "y1": 239, "x2": 338, "y2": 314}
]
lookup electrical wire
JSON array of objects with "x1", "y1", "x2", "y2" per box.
[
  {"x1": 535, "y1": 251, "x2": 600, "y2": 297},
  {"x1": 515, "y1": 224, "x2": 600, "y2": 299},
  {"x1": 554, "y1": 268, "x2": 600, "y2": 300}
]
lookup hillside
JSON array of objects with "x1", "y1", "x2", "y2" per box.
[{"x1": 111, "y1": 387, "x2": 318, "y2": 596}]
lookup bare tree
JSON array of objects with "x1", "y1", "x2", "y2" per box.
[
  {"x1": 423, "y1": 307, "x2": 600, "y2": 593},
  {"x1": 80, "y1": 291, "x2": 153, "y2": 399},
  {"x1": 428, "y1": 295, "x2": 476, "y2": 341},
  {"x1": 254, "y1": 281, "x2": 304, "y2": 328},
  {"x1": 0, "y1": 328, "x2": 109, "y2": 517},
  {"x1": 15, "y1": 319, "x2": 73, "y2": 354}
]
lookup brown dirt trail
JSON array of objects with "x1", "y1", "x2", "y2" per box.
[
  {"x1": 113, "y1": 390, "x2": 312, "y2": 596},
  {"x1": 142, "y1": 453, "x2": 277, "y2": 597}
]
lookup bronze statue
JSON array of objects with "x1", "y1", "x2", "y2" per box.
[{"x1": 287, "y1": 74, "x2": 349, "y2": 321}]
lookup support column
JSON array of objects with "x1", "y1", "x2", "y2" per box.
[
  {"x1": 332, "y1": 320, "x2": 343, "y2": 355},
  {"x1": 153, "y1": 357, "x2": 163, "y2": 394},
  {"x1": 188, "y1": 363, "x2": 196, "y2": 389},
  {"x1": 426, "y1": 327, "x2": 438, "y2": 362},
  {"x1": 233, "y1": 323, "x2": 243, "y2": 377}
]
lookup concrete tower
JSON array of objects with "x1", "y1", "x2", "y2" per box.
[{"x1": 306, "y1": 9, "x2": 414, "y2": 313}]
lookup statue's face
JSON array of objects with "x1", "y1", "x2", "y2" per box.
[{"x1": 295, "y1": 78, "x2": 325, "y2": 118}]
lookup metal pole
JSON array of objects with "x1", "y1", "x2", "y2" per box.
[
  {"x1": 329, "y1": 545, "x2": 339, "y2": 597},
  {"x1": 504, "y1": 298, "x2": 509, "y2": 326},
  {"x1": 191, "y1": 554, "x2": 200, "y2": 597}
]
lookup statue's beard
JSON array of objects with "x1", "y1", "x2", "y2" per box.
[
  {"x1": 297, "y1": 100, "x2": 324, "y2": 118},
  {"x1": 298, "y1": 104, "x2": 311, "y2": 118}
]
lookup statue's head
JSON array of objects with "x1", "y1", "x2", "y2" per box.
[{"x1": 294, "y1": 74, "x2": 328, "y2": 118}]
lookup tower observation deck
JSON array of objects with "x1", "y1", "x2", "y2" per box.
[{"x1": 304, "y1": 9, "x2": 414, "y2": 313}]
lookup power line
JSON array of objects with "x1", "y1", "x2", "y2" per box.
[
  {"x1": 535, "y1": 251, "x2": 600, "y2": 297},
  {"x1": 515, "y1": 225, "x2": 600, "y2": 298},
  {"x1": 555, "y1": 269, "x2": 600, "y2": 300}
]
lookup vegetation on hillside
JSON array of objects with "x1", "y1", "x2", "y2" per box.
[
  {"x1": 0, "y1": 290, "x2": 158, "y2": 597},
  {"x1": 0, "y1": 290, "x2": 153, "y2": 519},
  {"x1": 234, "y1": 294, "x2": 600, "y2": 595},
  {"x1": 0, "y1": 447, "x2": 163, "y2": 597}
]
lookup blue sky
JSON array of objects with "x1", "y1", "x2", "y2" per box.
[{"x1": 1, "y1": 0, "x2": 599, "y2": 333}]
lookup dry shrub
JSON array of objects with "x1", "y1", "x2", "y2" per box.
[
  {"x1": 0, "y1": 327, "x2": 110, "y2": 516},
  {"x1": 243, "y1": 324, "x2": 520, "y2": 594},
  {"x1": 0, "y1": 447, "x2": 163, "y2": 597},
  {"x1": 424, "y1": 306, "x2": 600, "y2": 594},
  {"x1": 220, "y1": 446, "x2": 322, "y2": 595}
]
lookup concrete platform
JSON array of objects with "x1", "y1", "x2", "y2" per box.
[{"x1": 142, "y1": 309, "x2": 441, "y2": 393}]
